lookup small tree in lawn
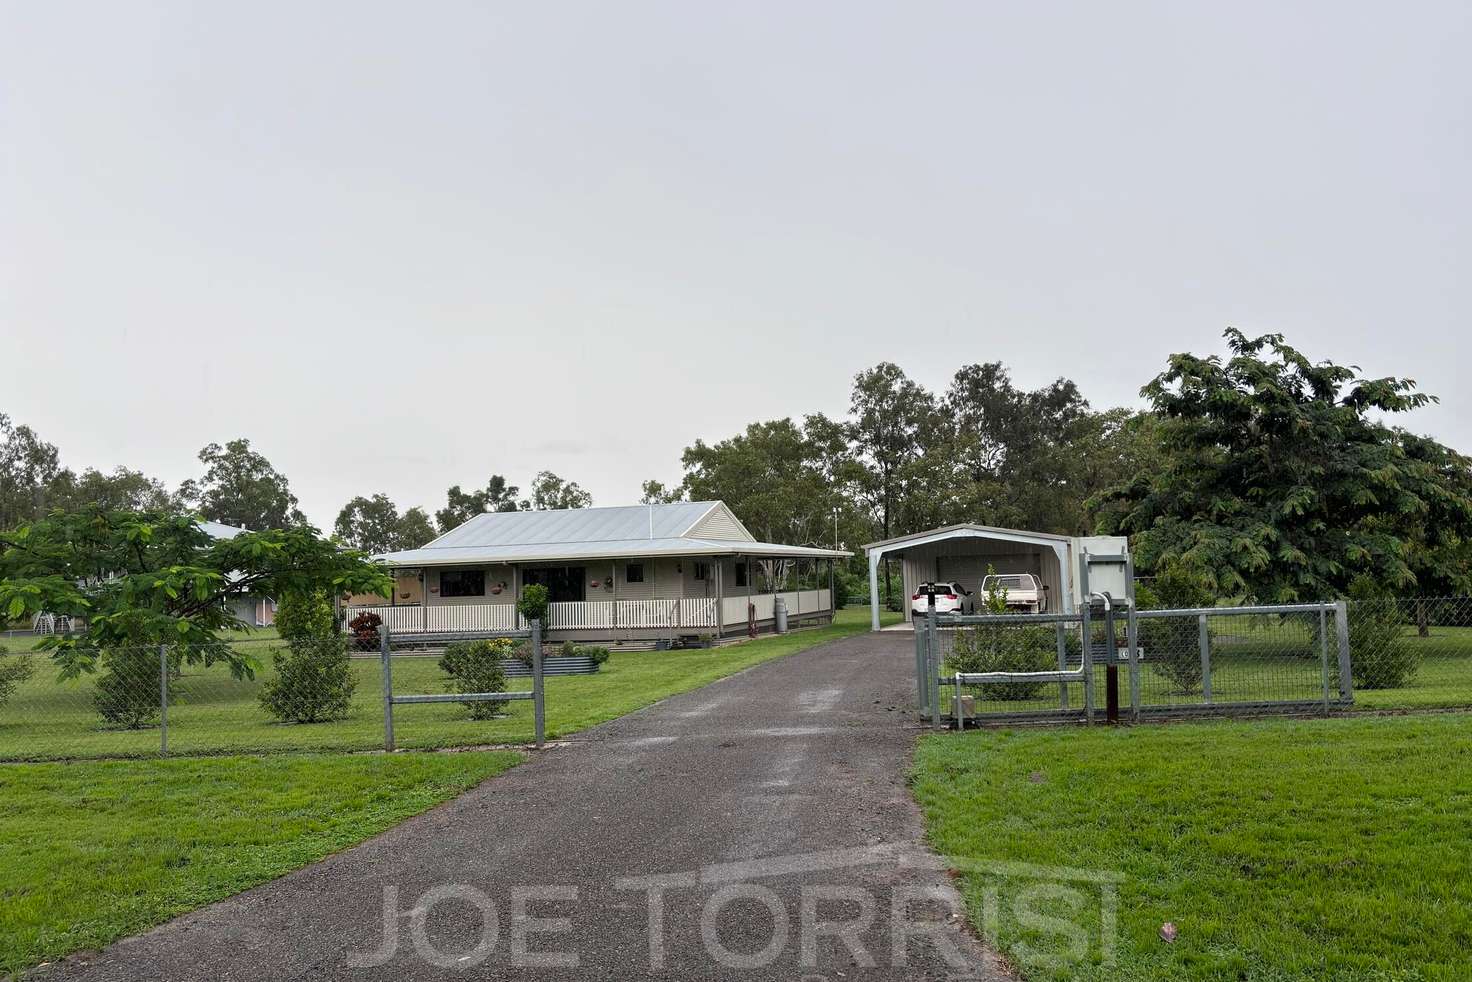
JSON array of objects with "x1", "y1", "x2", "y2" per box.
[
  {"x1": 0, "y1": 508, "x2": 389, "y2": 728},
  {"x1": 1135, "y1": 560, "x2": 1216, "y2": 693},
  {"x1": 1347, "y1": 576, "x2": 1419, "y2": 690},
  {"x1": 439, "y1": 639, "x2": 510, "y2": 719},
  {"x1": 260, "y1": 589, "x2": 356, "y2": 724}
]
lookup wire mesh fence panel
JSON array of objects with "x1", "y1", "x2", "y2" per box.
[
  {"x1": 1348, "y1": 596, "x2": 1472, "y2": 710},
  {"x1": 1149, "y1": 609, "x2": 1328, "y2": 709},
  {"x1": 934, "y1": 616, "x2": 1090, "y2": 721},
  {"x1": 0, "y1": 632, "x2": 550, "y2": 761}
]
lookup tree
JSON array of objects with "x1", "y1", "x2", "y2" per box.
[
  {"x1": 177, "y1": 439, "x2": 305, "y2": 531},
  {"x1": 48, "y1": 467, "x2": 174, "y2": 514},
  {"x1": 0, "y1": 509, "x2": 391, "y2": 688},
  {"x1": 260, "y1": 589, "x2": 355, "y2": 724},
  {"x1": 336, "y1": 495, "x2": 440, "y2": 553},
  {"x1": 0, "y1": 414, "x2": 64, "y2": 531},
  {"x1": 640, "y1": 480, "x2": 683, "y2": 504},
  {"x1": 435, "y1": 475, "x2": 520, "y2": 532},
  {"x1": 1093, "y1": 329, "x2": 1472, "y2": 602},
  {"x1": 523, "y1": 471, "x2": 592, "y2": 511}
]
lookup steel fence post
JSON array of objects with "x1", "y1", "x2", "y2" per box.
[
  {"x1": 1055, "y1": 621, "x2": 1069, "y2": 711},
  {"x1": 159, "y1": 644, "x2": 169, "y2": 757},
  {"x1": 1126, "y1": 604, "x2": 1141, "y2": 722},
  {"x1": 380, "y1": 625, "x2": 395, "y2": 752},
  {"x1": 532, "y1": 618, "x2": 545, "y2": 749},
  {"x1": 1319, "y1": 606, "x2": 1331, "y2": 715},
  {"x1": 1335, "y1": 600, "x2": 1353, "y2": 704},
  {"x1": 1081, "y1": 604, "x2": 1095, "y2": 724},
  {"x1": 927, "y1": 598, "x2": 941, "y2": 732},
  {"x1": 1198, "y1": 614, "x2": 1212, "y2": 705}
]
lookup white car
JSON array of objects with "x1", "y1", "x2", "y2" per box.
[
  {"x1": 910, "y1": 581, "x2": 975, "y2": 616},
  {"x1": 980, "y1": 573, "x2": 1047, "y2": 612}
]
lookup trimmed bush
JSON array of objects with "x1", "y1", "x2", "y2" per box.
[
  {"x1": 260, "y1": 638, "x2": 356, "y2": 723},
  {"x1": 517, "y1": 585, "x2": 549, "y2": 625},
  {"x1": 581, "y1": 645, "x2": 610, "y2": 667},
  {"x1": 439, "y1": 639, "x2": 512, "y2": 719},
  {"x1": 94, "y1": 647, "x2": 164, "y2": 729},
  {"x1": 947, "y1": 624, "x2": 1055, "y2": 700},
  {"x1": 1348, "y1": 578, "x2": 1420, "y2": 690},
  {"x1": 1135, "y1": 562, "x2": 1216, "y2": 693}
]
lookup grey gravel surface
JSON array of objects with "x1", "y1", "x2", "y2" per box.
[{"x1": 38, "y1": 631, "x2": 1012, "y2": 981}]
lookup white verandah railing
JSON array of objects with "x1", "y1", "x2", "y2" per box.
[{"x1": 344, "y1": 590, "x2": 829, "y2": 636}]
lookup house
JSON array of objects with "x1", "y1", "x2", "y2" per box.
[
  {"x1": 348, "y1": 501, "x2": 849, "y2": 642},
  {"x1": 862, "y1": 524, "x2": 1128, "y2": 629},
  {"x1": 200, "y1": 520, "x2": 277, "y2": 627}
]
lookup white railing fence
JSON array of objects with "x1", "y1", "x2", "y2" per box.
[{"x1": 344, "y1": 590, "x2": 833, "y2": 636}]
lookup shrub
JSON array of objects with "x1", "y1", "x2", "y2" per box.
[
  {"x1": 0, "y1": 646, "x2": 36, "y2": 712},
  {"x1": 94, "y1": 646, "x2": 164, "y2": 728},
  {"x1": 348, "y1": 611, "x2": 383, "y2": 651},
  {"x1": 259, "y1": 638, "x2": 356, "y2": 723},
  {"x1": 439, "y1": 639, "x2": 511, "y2": 719},
  {"x1": 558, "y1": 640, "x2": 579, "y2": 659},
  {"x1": 946, "y1": 624, "x2": 1055, "y2": 701},
  {"x1": 1135, "y1": 561, "x2": 1216, "y2": 693},
  {"x1": 581, "y1": 645, "x2": 610, "y2": 667},
  {"x1": 517, "y1": 584, "x2": 549, "y2": 625},
  {"x1": 1348, "y1": 577, "x2": 1419, "y2": 690},
  {"x1": 275, "y1": 588, "x2": 336, "y2": 642}
]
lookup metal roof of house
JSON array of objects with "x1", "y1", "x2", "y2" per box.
[
  {"x1": 199, "y1": 520, "x2": 248, "y2": 540},
  {"x1": 378, "y1": 501, "x2": 849, "y2": 567}
]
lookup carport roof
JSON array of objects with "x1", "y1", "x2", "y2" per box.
[{"x1": 863, "y1": 523, "x2": 1071, "y2": 554}]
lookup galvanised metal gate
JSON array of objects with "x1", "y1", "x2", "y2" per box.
[{"x1": 915, "y1": 602, "x2": 1352, "y2": 726}]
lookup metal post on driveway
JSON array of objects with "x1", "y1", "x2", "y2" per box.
[
  {"x1": 531, "y1": 618, "x2": 545, "y2": 749},
  {"x1": 159, "y1": 643, "x2": 169, "y2": 757},
  {"x1": 381, "y1": 625, "x2": 395, "y2": 753}
]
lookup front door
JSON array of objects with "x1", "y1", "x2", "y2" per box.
[{"x1": 523, "y1": 566, "x2": 586, "y2": 604}]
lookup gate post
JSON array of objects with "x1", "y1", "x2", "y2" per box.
[
  {"x1": 1080, "y1": 604, "x2": 1095, "y2": 724},
  {"x1": 159, "y1": 643, "x2": 169, "y2": 757},
  {"x1": 1334, "y1": 600, "x2": 1353, "y2": 704},
  {"x1": 380, "y1": 625, "x2": 395, "y2": 752},
  {"x1": 531, "y1": 618, "x2": 545, "y2": 749},
  {"x1": 914, "y1": 625, "x2": 930, "y2": 720},
  {"x1": 1198, "y1": 614, "x2": 1213, "y2": 705},
  {"x1": 926, "y1": 595, "x2": 941, "y2": 733},
  {"x1": 1126, "y1": 604, "x2": 1141, "y2": 722},
  {"x1": 1318, "y1": 606, "x2": 1332, "y2": 714}
]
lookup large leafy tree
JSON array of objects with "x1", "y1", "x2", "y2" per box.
[
  {"x1": 0, "y1": 509, "x2": 391, "y2": 679},
  {"x1": 847, "y1": 363, "x2": 936, "y2": 546},
  {"x1": 48, "y1": 466, "x2": 175, "y2": 513},
  {"x1": 0, "y1": 413, "x2": 65, "y2": 530},
  {"x1": 177, "y1": 439, "x2": 305, "y2": 531},
  {"x1": 435, "y1": 474, "x2": 520, "y2": 532},
  {"x1": 334, "y1": 494, "x2": 438, "y2": 553},
  {"x1": 523, "y1": 471, "x2": 592, "y2": 511},
  {"x1": 1093, "y1": 329, "x2": 1472, "y2": 602}
]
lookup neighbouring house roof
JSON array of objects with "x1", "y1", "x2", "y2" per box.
[
  {"x1": 199, "y1": 519, "x2": 248, "y2": 540},
  {"x1": 377, "y1": 501, "x2": 850, "y2": 568}
]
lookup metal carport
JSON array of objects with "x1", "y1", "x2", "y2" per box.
[{"x1": 862, "y1": 524, "x2": 1087, "y2": 631}]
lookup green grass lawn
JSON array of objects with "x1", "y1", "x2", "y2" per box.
[
  {"x1": 0, "y1": 751, "x2": 520, "y2": 975},
  {"x1": 0, "y1": 608, "x2": 894, "y2": 760},
  {"x1": 912, "y1": 715, "x2": 1472, "y2": 981}
]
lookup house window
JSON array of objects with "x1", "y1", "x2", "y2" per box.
[
  {"x1": 625, "y1": 563, "x2": 645, "y2": 584},
  {"x1": 693, "y1": 561, "x2": 710, "y2": 581},
  {"x1": 734, "y1": 562, "x2": 747, "y2": 587},
  {"x1": 440, "y1": 569, "x2": 485, "y2": 598}
]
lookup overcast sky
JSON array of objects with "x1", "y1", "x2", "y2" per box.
[{"x1": 3, "y1": 1, "x2": 1469, "y2": 527}]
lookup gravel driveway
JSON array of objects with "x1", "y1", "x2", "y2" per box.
[{"x1": 40, "y1": 632, "x2": 1010, "y2": 981}]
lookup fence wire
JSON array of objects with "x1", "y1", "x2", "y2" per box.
[
  {"x1": 925, "y1": 596, "x2": 1472, "y2": 724},
  {"x1": 0, "y1": 630, "x2": 552, "y2": 762}
]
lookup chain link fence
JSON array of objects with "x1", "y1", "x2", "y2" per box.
[
  {"x1": 0, "y1": 626, "x2": 548, "y2": 762},
  {"x1": 918, "y1": 596, "x2": 1472, "y2": 725}
]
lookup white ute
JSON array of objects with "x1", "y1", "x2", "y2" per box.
[{"x1": 980, "y1": 573, "x2": 1047, "y2": 612}]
